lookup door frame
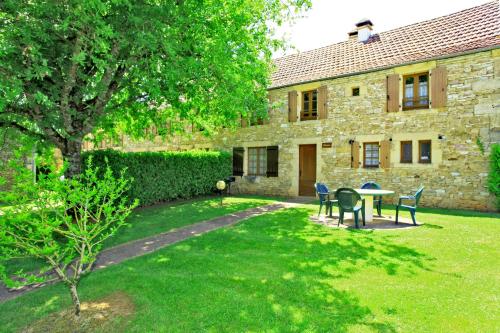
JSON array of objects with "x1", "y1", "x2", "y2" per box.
[
  {"x1": 289, "y1": 138, "x2": 322, "y2": 197},
  {"x1": 298, "y1": 143, "x2": 317, "y2": 196}
]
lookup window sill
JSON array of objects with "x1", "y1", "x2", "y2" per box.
[
  {"x1": 249, "y1": 123, "x2": 269, "y2": 127},
  {"x1": 402, "y1": 106, "x2": 429, "y2": 111}
]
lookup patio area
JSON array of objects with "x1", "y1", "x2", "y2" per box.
[{"x1": 310, "y1": 212, "x2": 419, "y2": 230}]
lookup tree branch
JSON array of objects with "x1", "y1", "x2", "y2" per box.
[
  {"x1": 60, "y1": 34, "x2": 83, "y2": 132},
  {"x1": 0, "y1": 119, "x2": 44, "y2": 140}
]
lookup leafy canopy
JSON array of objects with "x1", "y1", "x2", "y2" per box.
[{"x1": 0, "y1": 0, "x2": 311, "y2": 150}]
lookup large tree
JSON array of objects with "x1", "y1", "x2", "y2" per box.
[{"x1": 0, "y1": 0, "x2": 310, "y2": 177}]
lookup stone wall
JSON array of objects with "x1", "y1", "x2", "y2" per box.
[{"x1": 100, "y1": 49, "x2": 500, "y2": 211}]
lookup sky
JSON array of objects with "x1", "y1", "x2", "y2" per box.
[{"x1": 273, "y1": 0, "x2": 489, "y2": 58}]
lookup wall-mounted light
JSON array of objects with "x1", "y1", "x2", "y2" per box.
[
  {"x1": 438, "y1": 134, "x2": 446, "y2": 140},
  {"x1": 348, "y1": 139, "x2": 355, "y2": 145},
  {"x1": 389, "y1": 138, "x2": 393, "y2": 142}
]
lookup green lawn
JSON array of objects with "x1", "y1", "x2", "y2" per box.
[
  {"x1": 0, "y1": 203, "x2": 499, "y2": 332},
  {"x1": 2, "y1": 195, "x2": 277, "y2": 275}
]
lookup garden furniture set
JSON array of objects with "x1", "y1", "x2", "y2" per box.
[{"x1": 314, "y1": 182, "x2": 424, "y2": 228}]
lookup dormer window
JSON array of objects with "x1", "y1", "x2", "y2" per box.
[
  {"x1": 403, "y1": 73, "x2": 429, "y2": 110},
  {"x1": 301, "y1": 90, "x2": 318, "y2": 121}
]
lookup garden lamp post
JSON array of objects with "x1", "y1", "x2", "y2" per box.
[{"x1": 216, "y1": 180, "x2": 226, "y2": 206}]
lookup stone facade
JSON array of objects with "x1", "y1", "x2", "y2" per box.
[{"x1": 99, "y1": 49, "x2": 500, "y2": 211}]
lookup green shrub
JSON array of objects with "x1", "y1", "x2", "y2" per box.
[
  {"x1": 488, "y1": 143, "x2": 500, "y2": 210},
  {"x1": 82, "y1": 150, "x2": 232, "y2": 206},
  {"x1": 0, "y1": 158, "x2": 138, "y2": 316}
]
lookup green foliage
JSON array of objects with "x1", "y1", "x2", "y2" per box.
[
  {"x1": 0, "y1": 0, "x2": 310, "y2": 173},
  {"x1": 488, "y1": 143, "x2": 500, "y2": 210},
  {"x1": 476, "y1": 136, "x2": 485, "y2": 155},
  {"x1": 0, "y1": 127, "x2": 62, "y2": 191},
  {"x1": 83, "y1": 149, "x2": 232, "y2": 206},
  {"x1": 0, "y1": 158, "x2": 138, "y2": 314}
]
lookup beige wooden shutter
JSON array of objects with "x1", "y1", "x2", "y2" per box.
[
  {"x1": 351, "y1": 141, "x2": 360, "y2": 168},
  {"x1": 431, "y1": 67, "x2": 447, "y2": 108},
  {"x1": 379, "y1": 140, "x2": 391, "y2": 169},
  {"x1": 386, "y1": 74, "x2": 400, "y2": 112},
  {"x1": 317, "y1": 85, "x2": 328, "y2": 120},
  {"x1": 288, "y1": 91, "x2": 297, "y2": 122}
]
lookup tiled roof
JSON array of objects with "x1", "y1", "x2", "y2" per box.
[{"x1": 270, "y1": 1, "x2": 500, "y2": 89}]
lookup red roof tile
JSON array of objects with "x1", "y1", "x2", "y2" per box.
[{"x1": 270, "y1": 1, "x2": 500, "y2": 89}]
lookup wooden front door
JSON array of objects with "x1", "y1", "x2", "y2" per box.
[{"x1": 299, "y1": 144, "x2": 317, "y2": 196}]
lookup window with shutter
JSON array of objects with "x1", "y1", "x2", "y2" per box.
[
  {"x1": 400, "y1": 141, "x2": 413, "y2": 163},
  {"x1": 418, "y1": 140, "x2": 432, "y2": 163},
  {"x1": 248, "y1": 147, "x2": 267, "y2": 176},
  {"x1": 403, "y1": 72, "x2": 429, "y2": 110},
  {"x1": 301, "y1": 90, "x2": 318, "y2": 121},
  {"x1": 266, "y1": 146, "x2": 279, "y2": 177},
  {"x1": 363, "y1": 142, "x2": 380, "y2": 168},
  {"x1": 232, "y1": 147, "x2": 244, "y2": 176}
]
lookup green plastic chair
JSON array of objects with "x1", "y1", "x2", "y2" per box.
[
  {"x1": 361, "y1": 182, "x2": 382, "y2": 216},
  {"x1": 396, "y1": 186, "x2": 424, "y2": 225},
  {"x1": 335, "y1": 188, "x2": 365, "y2": 228},
  {"x1": 314, "y1": 183, "x2": 338, "y2": 217}
]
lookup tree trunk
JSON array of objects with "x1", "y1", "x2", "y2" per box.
[
  {"x1": 61, "y1": 138, "x2": 83, "y2": 179},
  {"x1": 69, "y1": 283, "x2": 81, "y2": 316}
]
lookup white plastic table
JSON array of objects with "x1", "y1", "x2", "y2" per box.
[{"x1": 354, "y1": 189, "x2": 395, "y2": 222}]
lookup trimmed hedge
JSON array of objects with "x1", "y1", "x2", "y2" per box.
[
  {"x1": 82, "y1": 150, "x2": 231, "y2": 206},
  {"x1": 488, "y1": 143, "x2": 500, "y2": 211}
]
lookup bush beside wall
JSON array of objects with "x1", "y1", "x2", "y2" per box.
[
  {"x1": 488, "y1": 143, "x2": 500, "y2": 211},
  {"x1": 82, "y1": 150, "x2": 232, "y2": 206}
]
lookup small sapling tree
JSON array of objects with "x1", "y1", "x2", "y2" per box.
[{"x1": 0, "y1": 158, "x2": 138, "y2": 316}]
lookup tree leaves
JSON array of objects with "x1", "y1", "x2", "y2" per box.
[{"x1": 0, "y1": 0, "x2": 310, "y2": 167}]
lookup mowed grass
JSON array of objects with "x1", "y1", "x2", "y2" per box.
[
  {"x1": 0, "y1": 203, "x2": 499, "y2": 332},
  {"x1": 2, "y1": 195, "x2": 277, "y2": 275}
]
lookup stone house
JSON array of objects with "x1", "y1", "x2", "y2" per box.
[{"x1": 98, "y1": 2, "x2": 500, "y2": 210}]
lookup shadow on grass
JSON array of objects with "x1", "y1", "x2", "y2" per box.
[
  {"x1": 380, "y1": 204, "x2": 500, "y2": 219},
  {"x1": 2, "y1": 202, "x2": 435, "y2": 332},
  {"x1": 2, "y1": 196, "x2": 275, "y2": 280},
  {"x1": 421, "y1": 223, "x2": 443, "y2": 229},
  {"x1": 239, "y1": 207, "x2": 435, "y2": 332}
]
